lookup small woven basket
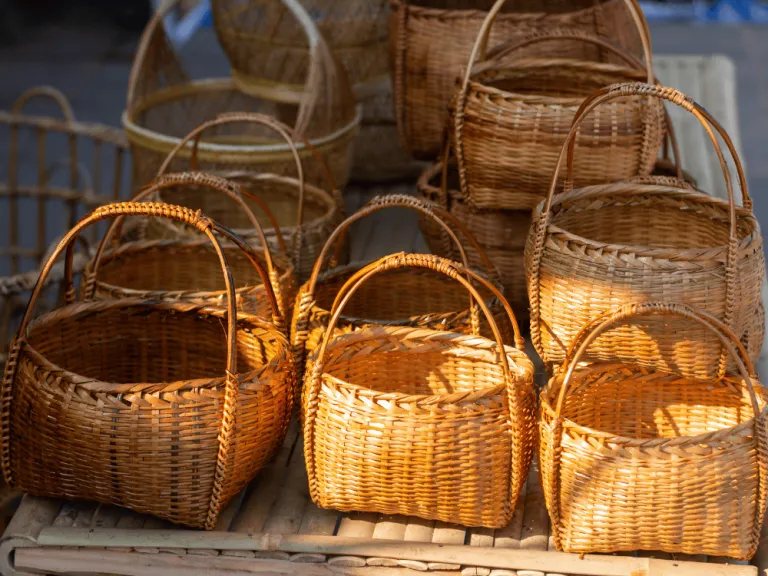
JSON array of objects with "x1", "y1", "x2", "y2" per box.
[
  {"x1": 291, "y1": 194, "x2": 513, "y2": 376},
  {"x1": 1, "y1": 87, "x2": 130, "y2": 367},
  {"x1": 1, "y1": 202, "x2": 294, "y2": 530},
  {"x1": 539, "y1": 302, "x2": 768, "y2": 558},
  {"x1": 84, "y1": 172, "x2": 296, "y2": 324},
  {"x1": 390, "y1": 0, "x2": 646, "y2": 160},
  {"x1": 123, "y1": 0, "x2": 360, "y2": 190},
  {"x1": 452, "y1": 8, "x2": 664, "y2": 210},
  {"x1": 303, "y1": 252, "x2": 535, "y2": 527},
  {"x1": 526, "y1": 83, "x2": 765, "y2": 380}
]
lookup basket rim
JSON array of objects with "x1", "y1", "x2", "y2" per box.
[
  {"x1": 540, "y1": 362, "x2": 768, "y2": 448},
  {"x1": 391, "y1": 0, "x2": 623, "y2": 21},
  {"x1": 0, "y1": 110, "x2": 128, "y2": 147},
  {"x1": 122, "y1": 78, "x2": 362, "y2": 156},
  {"x1": 20, "y1": 298, "x2": 290, "y2": 395}
]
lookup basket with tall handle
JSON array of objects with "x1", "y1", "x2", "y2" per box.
[
  {"x1": 1, "y1": 202, "x2": 294, "y2": 530},
  {"x1": 526, "y1": 82, "x2": 765, "y2": 380},
  {"x1": 302, "y1": 252, "x2": 535, "y2": 527},
  {"x1": 539, "y1": 302, "x2": 768, "y2": 558},
  {"x1": 123, "y1": 0, "x2": 360, "y2": 190},
  {"x1": 390, "y1": 0, "x2": 647, "y2": 160}
]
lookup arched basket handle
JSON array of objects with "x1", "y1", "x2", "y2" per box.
[{"x1": 13, "y1": 86, "x2": 75, "y2": 122}]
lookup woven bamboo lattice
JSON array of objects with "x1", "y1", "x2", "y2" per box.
[
  {"x1": 452, "y1": 0, "x2": 663, "y2": 210},
  {"x1": 146, "y1": 113, "x2": 346, "y2": 282},
  {"x1": 1, "y1": 202, "x2": 294, "y2": 530},
  {"x1": 539, "y1": 302, "x2": 768, "y2": 558},
  {"x1": 526, "y1": 82, "x2": 765, "y2": 380},
  {"x1": 83, "y1": 172, "x2": 297, "y2": 324},
  {"x1": 291, "y1": 194, "x2": 514, "y2": 377},
  {"x1": 123, "y1": 0, "x2": 360, "y2": 190},
  {"x1": 1, "y1": 86, "x2": 130, "y2": 368},
  {"x1": 390, "y1": 0, "x2": 646, "y2": 160},
  {"x1": 303, "y1": 252, "x2": 535, "y2": 527}
]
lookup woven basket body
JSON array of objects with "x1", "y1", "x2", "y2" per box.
[
  {"x1": 291, "y1": 195, "x2": 514, "y2": 375},
  {"x1": 124, "y1": 0, "x2": 360, "y2": 190},
  {"x1": 0, "y1": 87, "x2": 130, "y2": 367},
  {"x1": 1, "y1": 202, "x2": 295, "y2": 529},
  {"x1": 539, "y1": 303, "x2": 768, "y2": 558},
  {"x1": 390, "y1": 0, "x2": 645, "y2": 160},
  {"x1": 526, "y1": 83, "x2": 765, "y2": 379},
  {"x1": 303, "y1": 253, "x2": 535, "y2": 527}
]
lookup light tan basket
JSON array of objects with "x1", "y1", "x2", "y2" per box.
[
  {"x1": 303, "y1": 252, "x2": 535, "y2": 527},
  {"x1": 123, "y1": 0, "x2": 360, "y2": 190},
  {"x1": 539, "y1": 302, "x2": 768, "y2": 558},
  {"x1": 525, "y1": 82, "x2": 765, "y2": 379}
]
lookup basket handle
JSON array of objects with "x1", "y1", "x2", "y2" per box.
[
  {"x1": 13, "y1": 86, "x2": 75, "y2": 122},
  {"x1": 78, "y1": 173, "x2": 284, "y2": 326},
  {"x1": 1, "y1": 201, "x2": 264, "y2": 530}
]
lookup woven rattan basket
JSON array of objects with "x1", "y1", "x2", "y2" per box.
[
  {"x1": 526, "y1": 82, "x2": 765, "y2": 380},
  {"x1": 452, "y1": 6, "x2": 664, "y2": 210},
  {"x1": 291, "y1": 194, "x2": 514, "y2": 376},
  {"x1": 0, "y1": 86, "x2": 130, "y2": 368},
  {"x1": 303, "y1": 252, "x2": 535, "y2": 527},
  {"x1": 83, "y1": 173, "x2": 296, "y2": 324},
  {"x1": 539, "y1": 302, "x2": 768, "y2": 558},
  {"x1": 1, "y1": 202, "x2": 294, "y2": 530},
  {"x1": 390, "y1": 0, "x2": 646, "y2": 160},
  {"x1": 146, "y1": 113, "x2": 346, "y2": 282},
  {"x1": 123, "y1": 0, "x2": 360, "y2": 190}
]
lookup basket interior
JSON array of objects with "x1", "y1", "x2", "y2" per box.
[
  {"x1": 26, "y1": 304, "x2": 277, "y2": 383},
  {"x1": 411, "y1": 0, "x2": 610, "y2": 14},
  {"x1": 553, "y1": 365, "x2": 761, "y2": 439}
]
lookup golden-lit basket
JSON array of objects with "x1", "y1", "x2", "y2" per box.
[
  {"x1": 83, "y1": 172, "x2": 296, "y2": 324},
  {"x1": 291, "y1": 194, "x2": 513, "y2": 376},
  {"x1": 539, "y1": 302, "x2": 768, "y2": 558},
  {"x1": 1, "y1": 202, "x2": 294, "y2": 530},
  {"x1": 390, "y1": 0, "x2": 646, "y2": 160},
  {"x1": 526, "y1": 82, "x2": 765, "y2": 379},
  {"x1": 123, "y1": 0, "x2": 360, "y2": 190},
  {"x1": 303, "y1": 252, "x2": 535, "y2": 527}
]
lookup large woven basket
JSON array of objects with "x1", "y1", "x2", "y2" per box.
[
  {"x1": 303, "y1": 252, "x2": 535, "y2": 527},
  {"x1": 539, "y1": 302, "x2": 768, "y2": 558},
  {"x1": 123, "y1": 0, "x2": 360, "y2": 190},
  {"x1": 0, "y1": 87, "x2": 130, "y2": 368},
  {"x1": 390, "y1": 0, "x2": 646, "y2": 160},
  {"x1": 452, "y1": 9, "x2": 664, "y2": 210},
  {"x1": 146, "y1": 113, "x2": 346, "y2": 282},
  {"x1": 83, "y1": 173, "x2": 296, "y2": 324},
  {"x1": 291, "y1": 194, "x2": 515, "y2": 376},
  {"x1": 526, "y1": 82, "x2": 765, "y2": 380},
  {"x1": 1, "y1": 202, "x2": 294, "y2": 530},
  {"x1": 418, "y1": 159, "x2": 530, "y2": 318}
]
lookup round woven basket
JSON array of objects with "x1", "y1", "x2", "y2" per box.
[
  {"x1": 526, "y1": 82, "x2": 765, "y2": 380},
  {"x1": 390, "y1": 0, "x2": 646, "y2": 160},
  {"x1": 452, "y1": 15, "x2": 664, "y2": 210},
  {"x1": 84, "y1": 173, "x2": 297, "y2": 324},
  {"x1": 539, "y1": 302, "x2": 768, "y2": 558},
  {"x1": 123, "y1": 0, "x2": 360, "y2": 190},
  {"x1": 1, "y1": 202, "x2": 294, "y2": 530},
  {"x1": 291, "y1": 194, "x2": 514, "y2": 377},
  {"x1": 302, "y1": 252, "x2": 535, "y2": 527}
]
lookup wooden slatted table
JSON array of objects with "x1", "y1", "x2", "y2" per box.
[{"x1": 1, "y1": 55, "x2": 766, "y2": 576}]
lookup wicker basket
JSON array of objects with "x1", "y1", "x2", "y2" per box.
[
  {"x1": 291, "y1": 194, "x2": 516, "y2": 376},
  {"x1": 83, "y1": 173, "x2": 296, "y2": 324},
  {"x1": 539, "y1": 302, "x2": 768, "y2": 558},
  {"x1": 146, "y1": 113, "x2": 346, "y2": 282},
  {"x1": 526, "y1": 82, "x2": 765, "y2": 380},
  {"x1": 452, "y1": 20, "x2": 664, "y2": 210},
  {"x1": 418, "y1": 159, "x2": 530, "y2": 318},
  {"x1": 1, "y1": 202, "x2": 294, "y2": 530},
  {"x1": 390, "y1": 0, "x2": 646, "y2": 160},
  {"x1": 0, "y1": 86, "x2": 130, "y2": 368},
  {"x1": 123, "y1": 0, "x2": 360, "y2": 190},
  {"x1": 303, "y1": 252, "x2": 535, "y2": 527}
]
